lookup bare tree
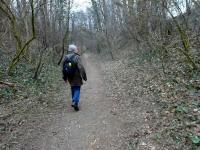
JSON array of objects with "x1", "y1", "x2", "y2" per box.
[{"x1": 0, "y1": 0, "x2": 36, "y2": 74}]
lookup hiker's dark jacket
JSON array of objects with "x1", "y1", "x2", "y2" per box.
[{"x1": 63, "y1": 52, "x2": 87, "y2": 86}]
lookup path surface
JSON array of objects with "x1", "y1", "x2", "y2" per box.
[{"x1": 27, "y1": 53, "x2": 123, "y2": 150}]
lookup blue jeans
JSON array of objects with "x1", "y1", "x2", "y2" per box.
[{"x1": 71, "y1": 86, "x2": 81, "y2": 105}]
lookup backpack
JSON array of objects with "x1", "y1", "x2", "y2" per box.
[{"x1": 63, "y1": 54, "x2": 77, "y2": 77}]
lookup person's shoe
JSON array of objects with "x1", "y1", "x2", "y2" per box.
[
  {"x1": 74, "y1": 104, "x2": 79, "y2": 111},
  {"x1": 71, "y1": 103, "x2": 75, "y2": 108}
]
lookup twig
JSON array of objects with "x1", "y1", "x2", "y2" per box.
[{"x1": 0, "y1": 81, "x2": 15, "y2": 87}]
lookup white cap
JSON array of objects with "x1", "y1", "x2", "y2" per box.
[{"x1": 68, "y1": 44, "x2": 78, "y2": 52}]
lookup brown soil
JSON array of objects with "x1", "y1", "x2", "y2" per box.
[
  {"x1": 23, "y1": 53, "x2": 126, "y2": 150},
  {"x1": 6, "y1": 53, "x2": 161, "y2": 150}
]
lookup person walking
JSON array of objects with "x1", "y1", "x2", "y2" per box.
[{"x1": 62, "y1": 44, "x2": 87, "y2": 111}]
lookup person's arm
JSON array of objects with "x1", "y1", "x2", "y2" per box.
[
  {"x1": 62, "y1": 56, "x2": 68, "y2": 82},
  {"x1": 62, "y1": 71, "x2": 68, "y2": 82},
  {"x1": 76, "y1": 56, "x2": 87, "y2": 81}
]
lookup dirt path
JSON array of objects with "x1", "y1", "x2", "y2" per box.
[{"x1": 26, "y1": 53, "x2": 123, "y2": 150}]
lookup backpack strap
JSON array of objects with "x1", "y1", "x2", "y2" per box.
[
  {"x1": 64, "y1": 54, "x2": 76, "y2": 64},
  {"x1": 70, "y1": 54, "x2": 77, "y2": 61}
]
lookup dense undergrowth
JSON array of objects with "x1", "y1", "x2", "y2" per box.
[
  {"x1": 0, "y1": 52, "x2": 64, "y2": 149},
  {"x1": 143, "y1": 50, "x2": 200, "y2": 149},
  {"x1": 101, "y1": 48, "x2": 200, "y2": 149}
]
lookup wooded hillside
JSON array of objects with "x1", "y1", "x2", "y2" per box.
[{"x1": 0, "y1": 0, "x2": 200, "y2": 149}]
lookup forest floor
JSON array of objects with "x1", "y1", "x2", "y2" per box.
[
  {"x1": 19, "y1": 53, "x2": 158, "y2": 150},
  {"x1": 24, "y1": 53, "x2": 127, "y2": 150},
  {"x1": 1, "y1": 52, "x2": 199, "y2": 150}
]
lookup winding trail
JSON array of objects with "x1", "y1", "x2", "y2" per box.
[{"x1": 29, "y1": 53, "x2": 123, "y2": 150}]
